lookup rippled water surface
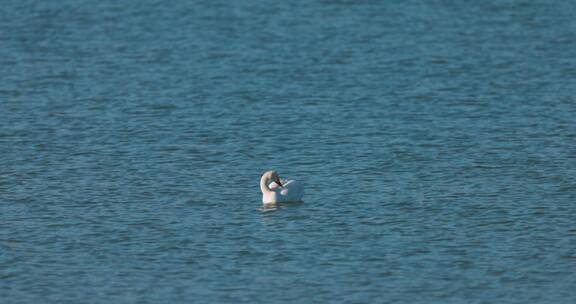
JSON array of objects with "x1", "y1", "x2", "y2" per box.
[{"x1": 2, "y1": 0, "x2": 576, "y2": 303}]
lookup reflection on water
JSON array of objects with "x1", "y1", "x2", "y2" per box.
[
  {"x1": 260, "y1": 201, "x2": 305, "y2": 213},
  {"x1": 261, "y1": 204, "x2": 280, "y2": 213}
]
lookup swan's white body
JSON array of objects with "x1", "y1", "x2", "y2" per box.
[{"x1": 260, "y1": 171, "x2": 304, "y2": 204}]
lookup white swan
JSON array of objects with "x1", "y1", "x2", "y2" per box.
[{"x1": 260, "y1": 170, "x2": 304, "y2": 204}]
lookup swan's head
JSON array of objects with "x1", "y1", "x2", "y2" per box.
[{"x1": 265, "y1": 170, "x2": 282, "y2": 187}]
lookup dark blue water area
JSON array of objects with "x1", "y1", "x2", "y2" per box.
[{"x1": 1, "y1": 0, "x2": 576, "y2": 303}]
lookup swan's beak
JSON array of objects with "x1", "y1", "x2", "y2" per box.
[{"x1": 275, "y1": 180, "x2": 283, "y2": 187}]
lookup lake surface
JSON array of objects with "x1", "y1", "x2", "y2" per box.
[{"x1": 1, "y1": 0, "x2": 575, "y2": 303}]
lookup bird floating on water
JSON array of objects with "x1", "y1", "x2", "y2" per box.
[{"x1": 260, "y1": 170, "x2": 304, "y2": 204}]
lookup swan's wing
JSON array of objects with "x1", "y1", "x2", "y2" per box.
[
  {"x1": 279, "y1": 180, "x2": 304, "y2": 200},
  {"x1": 281, "y1": 179, "x2": 295, "y2": 187},
  {"x1": 272, "y1": 180, "x2": 295, "y2": 192},
  {"x1": 279, "y1": 180, "x2": 293, "y2": 195}
]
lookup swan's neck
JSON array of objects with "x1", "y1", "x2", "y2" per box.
[{"x1": 260, "y1": 174, "x2": 272, "y2": 194}]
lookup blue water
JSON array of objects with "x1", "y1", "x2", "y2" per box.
[{"x1": 1, "y1": 0, "x2": 576, "y2": 303}]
